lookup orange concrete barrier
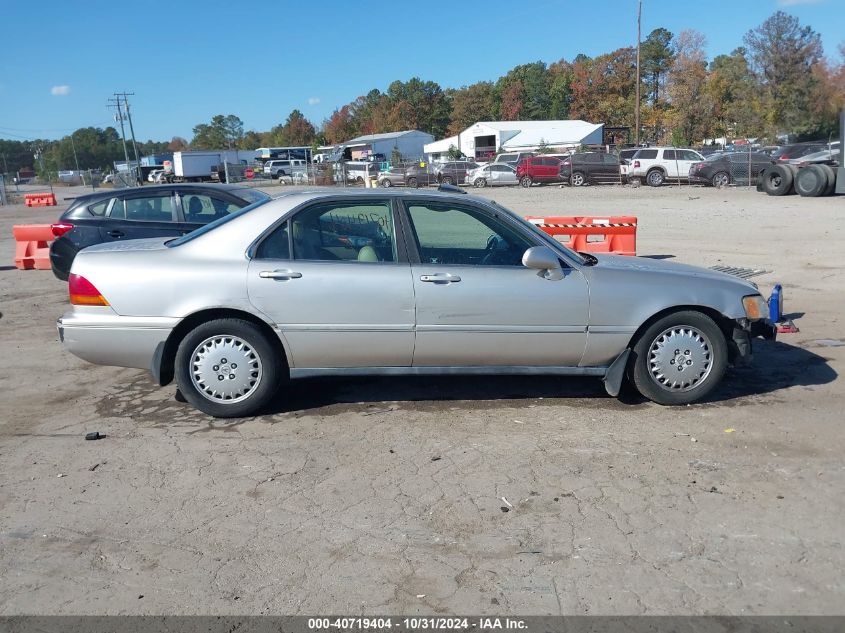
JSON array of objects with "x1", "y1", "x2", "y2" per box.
[
  {"x1": 24, "y1": 192, "x2": 57, "y2": 207},
  {"x1": 526, "y1": 215, "x2": 637, "y2": 257},
  {"x1": 13, "y1": 224, "x2": 53, "y2": 270}
]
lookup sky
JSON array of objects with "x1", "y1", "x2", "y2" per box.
[{"x1": 0, "y1": 0, "x2": 843, "y2": 142}]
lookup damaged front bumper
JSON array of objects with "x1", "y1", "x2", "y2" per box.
[{"x1": 731, "y1": 318, "x2": 777, "y2": 366}]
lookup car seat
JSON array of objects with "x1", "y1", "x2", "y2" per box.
[
  {"x1": 186, "y1": 196, "x2": 204, "y2": 222},
  {"x1": 357, "y1": 245, "x2": 379, "y2": 262}
]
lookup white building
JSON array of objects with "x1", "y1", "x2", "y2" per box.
[
  {"x1": 334, "y1": 130, "x2": 435, "y2": 161},
  {"x1": 424, "y1": 120, "x2": 604, "y2": 162}
]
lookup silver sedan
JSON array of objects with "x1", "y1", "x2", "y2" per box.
[
  {"x1": 58, "y1": 189, "x2": 775, "y2": 417},
  {"x1": 465, "y1": 163, "x2": 518, "y2": 187}
]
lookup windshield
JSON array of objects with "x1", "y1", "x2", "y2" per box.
[{"x1": 167, "y1": 197, "x2": 271, "y2": 247}]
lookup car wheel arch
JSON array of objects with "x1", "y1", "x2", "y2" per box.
[
  {"x1": 624, "y1": 304, "x2": 737, "y2": 369},
  {"x1": 156, "y1": 307, "x2": 289, "y2": 386}
]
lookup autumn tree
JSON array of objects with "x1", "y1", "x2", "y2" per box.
[
  {"x1": 322, "y1": 106, "x2": 357, "y2": 144},
  {"x1": 547, "y1": 60, "x2": 574, "y2": 119},
  {"x1": 640, "y1": 28, "x2": 675, "y2": 140},
  {"x1": 495, "y1": 62, "x2": 550, "y2": 120},
  {"x1": 269, "y1": 110, "x2": 317, "y2": 146},
  {"x1": 386, "y1": 78, "x2": 451, "y2": 137},
  {"x1": 167, "y1": 136, "x2": 189, "y2": 151},
  {"x1": 447, "y1": 82, "x2": 496, "y2": 134},
  {"x1": 667, "y1": 30, "x2": 711, "y2": 145},
  {"x1": 706, "y1": 48, "x2": 763, "y2": 139},
  {"x1": 743, "y1": 11, "x2": 823, "y2": 136}
]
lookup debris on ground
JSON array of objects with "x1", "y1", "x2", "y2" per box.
[
  {"x1": 85, "y1": 431, "x2": 104, "y2": 441},
  {"x1": 724, "y1": 428, "x2": 736, "y2": 433}
]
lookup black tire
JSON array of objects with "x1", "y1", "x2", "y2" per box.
[
  {"x1": 441, "y1": 175, "x2": 454, "y2": 185},
  {"x1": 795, "y1": 165, "x2": 827, "y2": 197},
  {"x1": 630, "y1": 310, "x2": 728, "y2": 406},
  {"x1": 520, "y1": 175, "x2": 532, "y2": 188},
  {"x1": 818, "y1": 164, "x2": 836, "y2": 196},
  {"x1": 407, "y1": 177, "x2": 418, "y2": 188},
  {"x1": 570, "y1": 171, "x2": 587, "y2": 187},
  {"x1": 381, "y1": 178, "x2": 392, "y2": 188},
  {"x1": 711, "y1": 171, "x2": 730, "y2": 188},
  {"x1": 474, "y1": 178, "x2": 487, "y2": 188},
  {"x1": 646, "y1": 169, "x2": 665, "y2": 187},
  {"x1": 175, "y1": 318, "x2": 283, "y2": 418},
  {"x1": 762, "y1": 164, "x2": 794, "y2": 196}
]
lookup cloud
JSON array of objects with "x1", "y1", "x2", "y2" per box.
[
  {"x1": 307, "y1": 97, "x2": 320, "y2": 105},
  {"x1": 777, "y1": 0, "x2": 824, "y2": 6},
  {"x1": 51, "y1": 85, "x2": 71, "y2": 96}
]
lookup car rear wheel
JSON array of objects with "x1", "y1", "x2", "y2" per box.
[
  {"x1": 441, "y1": 175, "x2": 454, "y2": 185},
  {"x1": 646, "y1": 169, "x2": 665, "y2": 187},
  {"x1": 520, "y1": 176, "x2": 533, "y2": 187},
  {"x1": 631, "y1": 311, "x2": 727, "y2": 406},
  {"x1": 381, "y1": 178, "x2": 392, "y2": 188},
  {"x1": 474, "y1": 178, "x2": 487, "y2": 188},
  {"x1": 570, "y1": 171, "x2": 586, "y2": 187},
  {"x1": 711, "y1": 171, "x2": 730, "y2": 187},
  {"x1": 175, "y1": 318, "x2": 283, "y2": 418},
  {"x1": 407, "y1": 177, "x2": 418, "y2": 188}
]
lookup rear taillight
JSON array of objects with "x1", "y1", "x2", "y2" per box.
[
  {"x1": 51, "y1": 222, "x2": 74, "y2": 237},
  {"x1": 633, "y1": 160, "x2": 640, "y2": 168},
  {"x1": 778, "y1": 156, "x2": 788, "y2": 160},
  {"x1": 68, "y1": 274, "x2": 109, "y2": 306}
]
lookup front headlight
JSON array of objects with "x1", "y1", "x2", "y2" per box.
[{"x1": 742, "y1": 294, "x2": 768, "y2": 320}]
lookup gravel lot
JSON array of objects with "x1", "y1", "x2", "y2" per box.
[{"x1": 0, "y1": 182, "x2": 843, "y2": 615}]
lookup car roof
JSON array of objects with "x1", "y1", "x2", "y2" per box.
[
  {"x1": 62, "y1": 183, "x2": 259, "y2": 210},
  {"x1": 267, "y1": 187, "x2": 485, "y2": 203}
]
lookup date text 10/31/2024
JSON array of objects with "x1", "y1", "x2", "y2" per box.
[{"x1": 307, "y1": 617, "x2": 528, "y2": 631}]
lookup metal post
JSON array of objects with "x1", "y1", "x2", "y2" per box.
[
  {"x1": 120, "y1": 93, "x2": 142, "y2": 186},
  {"x1": 109, "y1": 97, "x2": 131, "y2": 185},
  {"x1": 635, "y1": 0, "x2": 642, "y2": 146}
]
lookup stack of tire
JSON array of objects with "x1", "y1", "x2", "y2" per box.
[{"x1": 759, "y1": 163, "x2": 838, "y2": 197}]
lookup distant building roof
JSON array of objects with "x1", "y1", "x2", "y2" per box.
[
  {"x1": 345, "y1": 130, "x2": 432, "y2": 144},
  {"x1": 474, "y1": 120, "x2": 603, "y2": 149}
]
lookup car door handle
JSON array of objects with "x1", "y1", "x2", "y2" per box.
[
  {"x1": 420, "y1": 273, "x2": 461, "y2": 283},
  {"x1": 259, "y1": 269, "x2": 302, "y2": 280},
  {"x1": 107, "y1": 230, "x2": 124, "y2": 238}
]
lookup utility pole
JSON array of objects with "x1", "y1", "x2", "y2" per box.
[
  {"x1": 117, "y1": 92, "x2": 142, "y2": 185},
  {"x1": 108, "y1": 95, "x2": 131, "y2": 185},
  {"x1": 635, "y1": 0, "x2": 642, "y2": 146}
]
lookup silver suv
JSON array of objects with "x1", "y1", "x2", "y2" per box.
[{"x1": 263, "y1": 159, "x2": 306, "y2": 178}]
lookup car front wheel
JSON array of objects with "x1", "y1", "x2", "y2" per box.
[
  {"x1": 474, "y1": 178, "x2": 487, "y2": 188},
  {"x1": 630, "y1": 311, "x2": 727, "y2": 405},
  {"x1": 570, "y1": 171, "x2": 586, "y2": 187},
  {"x1": 381, "y1": 178, "x2": 392, "y2": 187},
  {"x1": 175, "y1": 318, "x2": 283, "y2": 418}
]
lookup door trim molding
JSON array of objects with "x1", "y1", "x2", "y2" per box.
[{"x1": 290, "y1": 365, "x2": 607, "y2": 379}]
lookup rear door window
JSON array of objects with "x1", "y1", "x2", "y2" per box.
[
  {"x1": 663, "y1": 150, "x2": 677, "y2": 160},
  {"x1": 635, "y1": 149, "x2": 658, "y2": 160},
  {"x1": 290, "y1": 201, "x2": 397, "y2": 263},
  {"x1": 182, "y1": 193, "x2": 241, "y2": 223},
  {"x1": 112, "y1": 194, "x2": 176, "y2": 222}
]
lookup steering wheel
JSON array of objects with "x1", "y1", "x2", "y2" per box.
[{"x1": 480, "y1": 234, "x2": 508, "y2": 266}]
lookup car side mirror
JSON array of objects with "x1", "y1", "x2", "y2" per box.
[{"x1": 522, "y1": 246, "x2": 564, "y2": 280}]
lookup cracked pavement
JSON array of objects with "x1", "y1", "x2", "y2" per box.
[{"x1": 0, "y1": 185, "x2": 843, "y2": 615}]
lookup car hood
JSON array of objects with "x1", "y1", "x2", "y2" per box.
[
  {"x1": 83, "y1": 237, "x2": 172, "y2": 253},
  {"x1": 589, "y1": 253, "x2": 759, "y2": 290}
]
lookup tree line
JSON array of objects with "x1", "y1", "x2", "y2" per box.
[{"x1": 2, "y1": 11, "x2": 842, "y2": 176}]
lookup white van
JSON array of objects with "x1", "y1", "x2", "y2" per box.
[{"x1": 263, "y1": 159, "x2": 307, "y2": 178}]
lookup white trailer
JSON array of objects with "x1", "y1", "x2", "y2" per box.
[{"x1": 168, "y1": 151, "x2": 256, "y2": 182}]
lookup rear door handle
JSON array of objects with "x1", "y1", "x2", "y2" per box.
[
  {"x1": 420, "y1": 273, "x2": 461, "y2": 283},
  {"x1": 259, "y1": 269, "x2": 302, "y2": 280},
  {"x1": 107, "y1": 230, "x2": 124, "y2": 238}
]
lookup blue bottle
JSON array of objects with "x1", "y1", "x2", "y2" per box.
[{"x1": 768, "y1": 284, "x2": 783, "y2": 323}]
